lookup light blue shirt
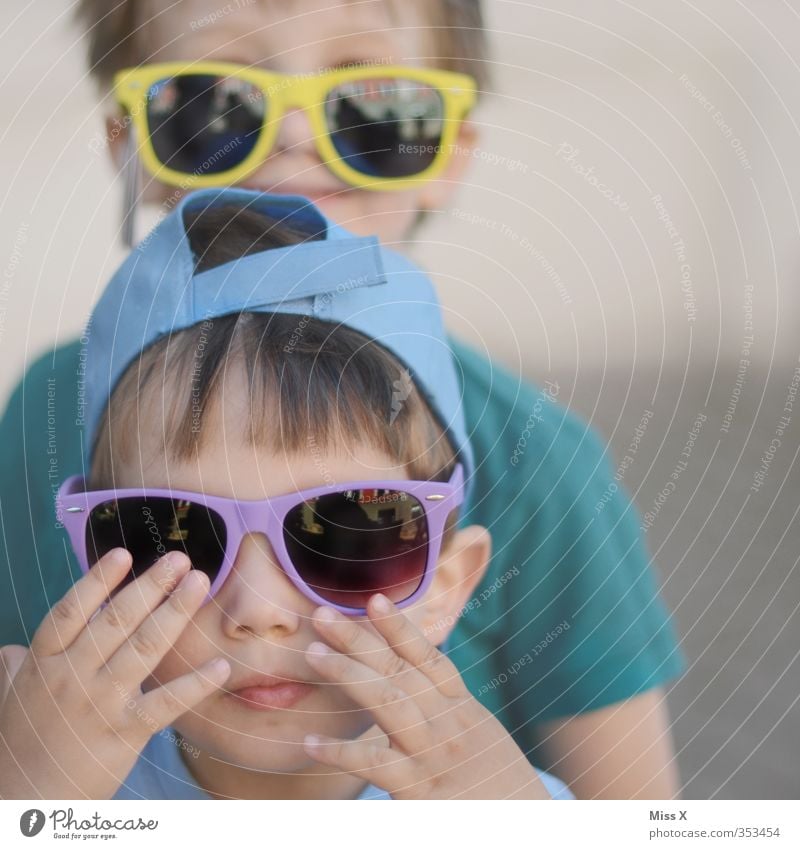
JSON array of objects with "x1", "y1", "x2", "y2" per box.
[{"x1": 114, "y1": 728, "x2": 573, "y2": 800}]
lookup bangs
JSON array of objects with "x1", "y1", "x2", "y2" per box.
[{"x1": 89, "y1": 311, "x2": 457, "y2": 489}]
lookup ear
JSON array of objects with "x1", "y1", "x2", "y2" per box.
[
  {"x1": 417, "y1": 119, "x2": 480, "y2": 211},
  {"x1": 417, "y1": 524, "x2": 491, "y2": 646}
]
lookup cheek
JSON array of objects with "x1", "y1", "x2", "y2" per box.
[
  {"x1": 148, "y1": 183, "x2": 192, "y2": 213},
  {"x1": 142, "y1": 181, "x2": 173, "y2": 206}
]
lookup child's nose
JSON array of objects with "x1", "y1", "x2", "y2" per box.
[
  {"x1": 216, "y1": 533, "x2": 312, "y2": 640},
  {"x1": 273, "y1": 107, "x2": 320, "y2": 158}
]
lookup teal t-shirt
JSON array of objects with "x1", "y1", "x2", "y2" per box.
[
  {"x1": 444, "y1": 338, "x2": 684, "y2": 749},
  {"x1": 0, "y1": 336, "x2": 683, "y2": 753}
]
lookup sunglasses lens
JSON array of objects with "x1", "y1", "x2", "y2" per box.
[
  {"x1": 283, "y1": 489, "x2": 428, "y2": 609},
  {"x1": 146, "y1": 74, "x2": 265, "y2": 175},
  {"x1": 86, "y1": 497, "x2": 227, "y2": 588},
  {"x1": 325, "y1": 78, "x2": 445, "y2": 179}
]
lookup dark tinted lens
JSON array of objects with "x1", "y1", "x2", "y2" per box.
[
  {"x1": 86, "y1": 497, "x2": 227, "y2": 588},
  {"x1": 146, "y1": 74, "x2": 265, "y2": 175},
  {"x1": 325, "y1": 78, "x2": 445, "y2": 178},
  {"x1": 283, "y1": 489, "x2": 428, "y2": 608}
]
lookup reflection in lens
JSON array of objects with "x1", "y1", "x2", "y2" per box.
[
  {"x1": 147, "y1": 74, "x2": 265, "y2": 174},
  {"x1": 283, "y1": 489, "x2": 428, "y2": 608},
  {"x1": 325, "y1": 78, "x2": 445, "y2": 178},
  {"x1": 87, "y1": 497, "x2": 227, "y2": 586}
]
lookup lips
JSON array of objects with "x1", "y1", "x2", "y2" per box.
[{"x1": 226, "y1": 673, "x2": 317, "y2": 711}]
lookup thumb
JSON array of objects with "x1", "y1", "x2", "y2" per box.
[{"x1": 0, "y1": 645, "x2": 29, "y2": 705}]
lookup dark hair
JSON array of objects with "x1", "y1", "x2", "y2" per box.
[
  {"x1": 74, "y1": 0, "x2": 490, "y2": 94},
  {"x1": 89, "y1": 204, "x2": 461, "y2": 538}
]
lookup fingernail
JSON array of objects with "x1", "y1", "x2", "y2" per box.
[
  {"x1": 304, "y1": 734, "x2": 321, "y2": 748},
  {"x1": 181, "y1": 569, "x2": 208, "y2": 589},
  {"x1": 206, "y1": 657, "x2": 230, "y2": 677},
  {"x1": 307, "y1": 641, "x2": 331, "y2": 657},
  {"x1": 164, "y1": 551, "x2": 190, "y2": 568},
  {"x1": 372, "y1": 593, "x2": 391, "y2": 612},
  {"x1": 315, "y1": 606, "x2": 339, "y2": 622},
  {"x1": 108, "y1": 548, "x2": 131, "y2": 568}
]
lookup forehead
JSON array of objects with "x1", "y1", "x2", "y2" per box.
[
  {"x1": 144, "y1": 0, "x2": 435, "y2": 71},
  {"x1": 125, "y1": 441, "x2": 408, "y2": 499},
  {"x1": 114, "y1": 355, "x2": 408, "y2": 497}
]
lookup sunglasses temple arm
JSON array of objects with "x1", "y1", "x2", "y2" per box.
[{"x1": 120, "y1": 122, "x2": 141, "y2": 248}]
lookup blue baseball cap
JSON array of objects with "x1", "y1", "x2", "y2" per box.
[{"x1": 83, "y1": 188, "x2": 474, "y2": 505}]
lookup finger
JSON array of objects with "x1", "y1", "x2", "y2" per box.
[
  {"x1": 134, "y1": 655, "x2": 231, "y2": 737},
  {"x1": 303, "y1": 727, "x2": 411, "y2": 792},
  {"x1": 0, "y1": 645, "x2": 28, "y2": 705},
  {"x1": 367, "y1": 594, "x2": 469, "y2": 699},
  {"x1": 30, "y1": 548, "x2": 133, "y2": 657},
  {"x1": 305, "y1": 640, "x2": 428, "y2": 752},
  {"x1": 72, "y1": 551, "x2": 192, "y2": 667},
  {"x1": 311, "y1": 606, "x2": 439, "y2": 706},
  {"x1": 103, "y1": 569, "x2": 211, "y2": 688}
]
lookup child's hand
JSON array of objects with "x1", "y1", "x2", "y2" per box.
[
  {"x1": 0, "y1": 548, "x2": 230, "y2": 799},
  {"x1": 303, "y1": 594, "x2": 551, "y2": 800}
]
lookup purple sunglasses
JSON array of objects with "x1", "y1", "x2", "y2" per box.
[{"x1": 56, "y1": 466, "x2": 464, "y2": 615}]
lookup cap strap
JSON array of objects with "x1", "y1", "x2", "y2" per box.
[{"x1": 190, "y1": 236, "x2": 386, "y2": 321}]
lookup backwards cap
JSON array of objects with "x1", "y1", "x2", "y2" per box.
[{"x1": 83, "y1": 188, "x2": 474, "y2": 505}]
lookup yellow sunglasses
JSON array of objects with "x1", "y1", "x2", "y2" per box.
[{"x1": 113, "y1": 62, "x2": 477, "y2": 191}]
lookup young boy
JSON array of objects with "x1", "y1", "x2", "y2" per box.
[
  {"x1": 0, "y1": 0, "x2": 683, "y2": 798},
  {"x1": 0, "y1": 189, "x2": 573, "y2": 800}
]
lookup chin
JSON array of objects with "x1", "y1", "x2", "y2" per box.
[
  {"x1": 174, "y1": 712, "x2": 314, "y2": 771},
  {"x1": 174, "y1": 704, "x2": 372, "y2": 774},
  {"x1": 216, "y1": 732, "x2": 320, "y2": 774}
]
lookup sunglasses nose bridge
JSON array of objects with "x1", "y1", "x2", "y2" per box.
[
  {"x1": 269, "y1": 73, "x2": 326, "y2": 114},
  {"x1": 237, "y1": 500, "x2": 279, "y2": 541},
  {"x1": 223, "y1": 504, "x2": 286, "y2": 585}
]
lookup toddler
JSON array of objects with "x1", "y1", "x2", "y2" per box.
[{"x1": 0, "y1": 188, "x2": 572, "y2": 800}]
